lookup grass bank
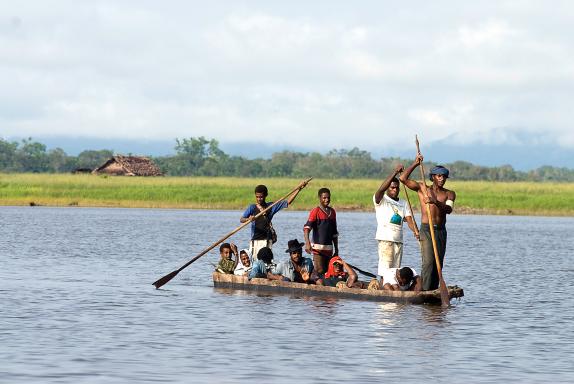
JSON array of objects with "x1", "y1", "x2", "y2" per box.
[{"x1": 1, "y1": 173, "x2": 573, "y2": 216}]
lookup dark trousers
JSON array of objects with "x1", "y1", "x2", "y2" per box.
[
  {"x1": 312, "y1": 250, "x2": 333, "y2": 275},
  {"x1": 419, "y1": 224, "x2": 447, "y2": 291}
]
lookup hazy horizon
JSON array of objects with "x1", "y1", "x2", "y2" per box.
[{"x1": 4, "y1": 133, "x2": 572, "y2": 172}]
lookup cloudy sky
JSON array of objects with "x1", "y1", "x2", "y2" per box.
[{"x1": 1, "y1": 1, "x2": 573, "y2": 159}]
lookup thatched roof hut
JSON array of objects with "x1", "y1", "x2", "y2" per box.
[{"x1": 92, "y1": 155, "x2": 163, "y2": 176}]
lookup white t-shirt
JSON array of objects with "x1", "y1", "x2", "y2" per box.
[
  {"x1": 374, "y1": 193, "x2": 412, "y2": 243},
  {"x1": 382, "y1": 267, "x2": 418, "y2": 291}
]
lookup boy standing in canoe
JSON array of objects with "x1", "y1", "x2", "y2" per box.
[
  {"x1": 241, "y1": 184, "x2": 303, "y2": 262},
  {"x1": 304, "y1": 187, "x2": 339, "y2": 275},
  {"x1": 400, "y1": 155, "x2": 456, "y2": 290},
  {"x1": 374, "y1": 164, "x2": 419, "y2": 275}
]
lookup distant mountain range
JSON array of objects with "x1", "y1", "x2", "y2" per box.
[{"x1": 8, "y1": 135, "x2": 573, "y2": 171}]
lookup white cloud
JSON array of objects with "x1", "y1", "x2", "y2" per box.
[
  {"x1": 457, "y1": 20, "x2": 519, "y2": 48},
  {"x1": 408, "y1": 109, "x2": 448, "y2": 127}
]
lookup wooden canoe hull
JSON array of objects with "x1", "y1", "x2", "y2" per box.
[{"x1": 212, "y1": 273, "x2": 464, "y2": 304}]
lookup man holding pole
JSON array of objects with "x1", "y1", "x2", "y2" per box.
[
  {"x1": 400, "y1": 155, "x2": 456, "y2": 291},
  {"x1": 240, "y1": 184, "x2": 303, "y2": 263},
  {"x1": 152, "y1": 178, "x2": 311, "y2": 289},
  {"x1": 373, "y1": 164, "x2": 419, "y2": 277}
]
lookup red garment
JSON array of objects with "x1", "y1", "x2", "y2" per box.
[
  {"x1": 303, "y1": 206, "x2": 338, "y2": 250},
  {"x1": 324, "y1": 256, "x2": 348, "y2": 279}
]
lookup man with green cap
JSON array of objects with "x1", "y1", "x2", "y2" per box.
[{"x1": 400, "y1": 154, "x2": 456, "y2": 291}]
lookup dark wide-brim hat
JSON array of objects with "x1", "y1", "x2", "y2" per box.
[{"x1": 285, "y1": 239, "x2": 305, "y2": 253}]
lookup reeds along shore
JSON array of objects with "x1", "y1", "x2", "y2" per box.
[{"x1": 0, "y1": 173, "x2": 573, "y2": 216}]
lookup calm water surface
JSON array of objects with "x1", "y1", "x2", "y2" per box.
[{"x1": 1, "y1": 207, "x2": 573, "y2": 383}]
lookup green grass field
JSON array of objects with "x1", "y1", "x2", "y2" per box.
[{"x1": 1, "y1": 173, "x2": 573, "y2": 216}]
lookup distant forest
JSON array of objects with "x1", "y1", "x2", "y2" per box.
[{"x1": 1, "y1": 136, "x2": 573, "y2": 181}]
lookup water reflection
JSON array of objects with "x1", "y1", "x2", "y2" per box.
[{"x1": 424, "y1": 303, "x2": 452, "y2": 319}]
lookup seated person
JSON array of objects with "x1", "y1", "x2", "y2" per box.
[
  {"x1": 273, "y1": 239, "x2": 315, "y2": 283},
  {"x1": 234, "y1": 249, "x2": 253, "y2": 276},
  {"x1": 215, "y1": 242, "x2": 238, "y2": 274},
  {"x1": 382, "y1": 267, "x2": 422, "y2": 291},
  {"x1": 318, "y1": 256, "x2": 362, "y2": 288},
  {"x1": 248, "y1": 247, "x2": 280, "y2": 280}
]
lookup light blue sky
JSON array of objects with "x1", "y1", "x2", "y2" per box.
[{"x1": 1, "y1": 1, "x2": 573, "y2": 156}]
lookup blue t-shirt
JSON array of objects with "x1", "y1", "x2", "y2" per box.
[
  {"x1": 242, "y1": 200, "x2": 288, "y2": 240},
  {"x1": 273, "y1": 257, "x2": 314, "y2": 282},
  {"x1": 248, "y1": 260, "x2": 270, "y2": 280}
]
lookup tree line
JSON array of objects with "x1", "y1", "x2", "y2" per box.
[{"x1": 1, "y1": 136, "x2": 573, "y2": 182}]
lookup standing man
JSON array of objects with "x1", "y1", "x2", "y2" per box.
[
  {"x1": 241, "y1": 184, "x2": 303, "y2": 263},
  {"x1": 400, "y1": 155, "x2": 456, "y2": 291},
  {"x1": 304, "y1": 188, "x2": 339, "y2": 275},
  {"x1": 374, "y1": 164, "x2": 419, "y2": 278}
]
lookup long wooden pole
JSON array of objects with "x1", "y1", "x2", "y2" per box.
[
  {"x1": 346, "y1": 263, "x2": 377, "y2": 279},
  {"x1": 415, "y1": 136, "x2": 450, "y2": 307},
  {"x1": 401, "y1": 183, "x2": 420, "y2": 239},
  {"x1": 152, "y1": 177, "x2": 312, "y2": 289}
]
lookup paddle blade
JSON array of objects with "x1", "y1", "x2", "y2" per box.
[
  {"x1": 153, "y1": 269, "x2": 180, "y2": 289},
  {"x1": 439, "y1": 279, "x2": 450, "y2": 307}
]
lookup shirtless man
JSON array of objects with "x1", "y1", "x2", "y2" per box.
[{"x1": 400, "y1": 154, "x2": 456, "y2": 290}]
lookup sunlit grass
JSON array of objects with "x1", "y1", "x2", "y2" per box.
[{"x1": 0, "y1": 173, "x2": 573, "y2": 216}]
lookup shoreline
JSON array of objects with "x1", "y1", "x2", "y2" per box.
[
  {"x1": 1, "y1": 201, "x2": 570, "y2": 217},
  {"x1": 1, "y1": 173, "x2": 573, "y2": 217}
]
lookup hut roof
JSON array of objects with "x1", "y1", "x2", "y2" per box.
[{"x1": 92, "y1": 155, "x2": 163, "y2": 176}]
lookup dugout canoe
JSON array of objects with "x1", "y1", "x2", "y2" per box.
[{"x1": 212, "y1": 272, "x2": 464, "y2": 305}]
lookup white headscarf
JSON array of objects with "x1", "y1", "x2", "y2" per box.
[{"x1": 234, "y1": 249, "x2": 253, "y2": 275}]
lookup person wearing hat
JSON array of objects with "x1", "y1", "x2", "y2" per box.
[
  {"x1": 272, "y1": 239, "x2": 315, "y2": 283},
  {"x1": 400, "y1": 154, "x2": 456, "y2": 291}
]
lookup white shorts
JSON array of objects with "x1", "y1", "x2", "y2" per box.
[
  {"x1": 377, "y1": 240, "x2": 403, "y2": 275},
  {"x1": 250, "y1": 239, "x2": 273, "y2": 263}
]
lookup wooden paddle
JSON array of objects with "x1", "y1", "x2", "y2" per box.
[
  {"x1": 415, "y1": 136, "x2": 450, "y2": 307},
  {"x1": 346, "y1": 263, "x2": 378, "y2": 279},
  {"x1": 152, "y1": 177, "x2": 313, "y2": 289}
]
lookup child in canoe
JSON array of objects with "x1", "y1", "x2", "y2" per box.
[
  {"x1": 215, "y1": 243, "x2": 238, "y2": 274},
  {"x1": 317, "y1": 256, "x2": 365, "y2": 288},
  {"x1": 234, "y1": 249, "x2": 252, "y2": 276}
]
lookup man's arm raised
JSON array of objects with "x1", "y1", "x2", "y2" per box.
[
  {"x1": 286, "y1": 178, "x2": 311, "y2": 205},
  {"x1": 399, "y1": 154, "x2": 424, "y2": 191},
  {"x1": 374, "y1": 164, "x2": 404, "y2": 204}
]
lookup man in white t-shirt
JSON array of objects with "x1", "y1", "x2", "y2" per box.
[
  {"x1": 374, "y1": 164, "x2": 419, "y2": 276},
  {"x1": 382, "y1": 267, "x2": 421, "y2": 291}
]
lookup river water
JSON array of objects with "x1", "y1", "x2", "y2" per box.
[{"x1": 1, "y1": 206, "x2": 572, "y2": 383}]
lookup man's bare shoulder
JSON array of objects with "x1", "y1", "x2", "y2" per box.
[{"x1": 445, "y1": 188, "x2": 456, "y2": 200}]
